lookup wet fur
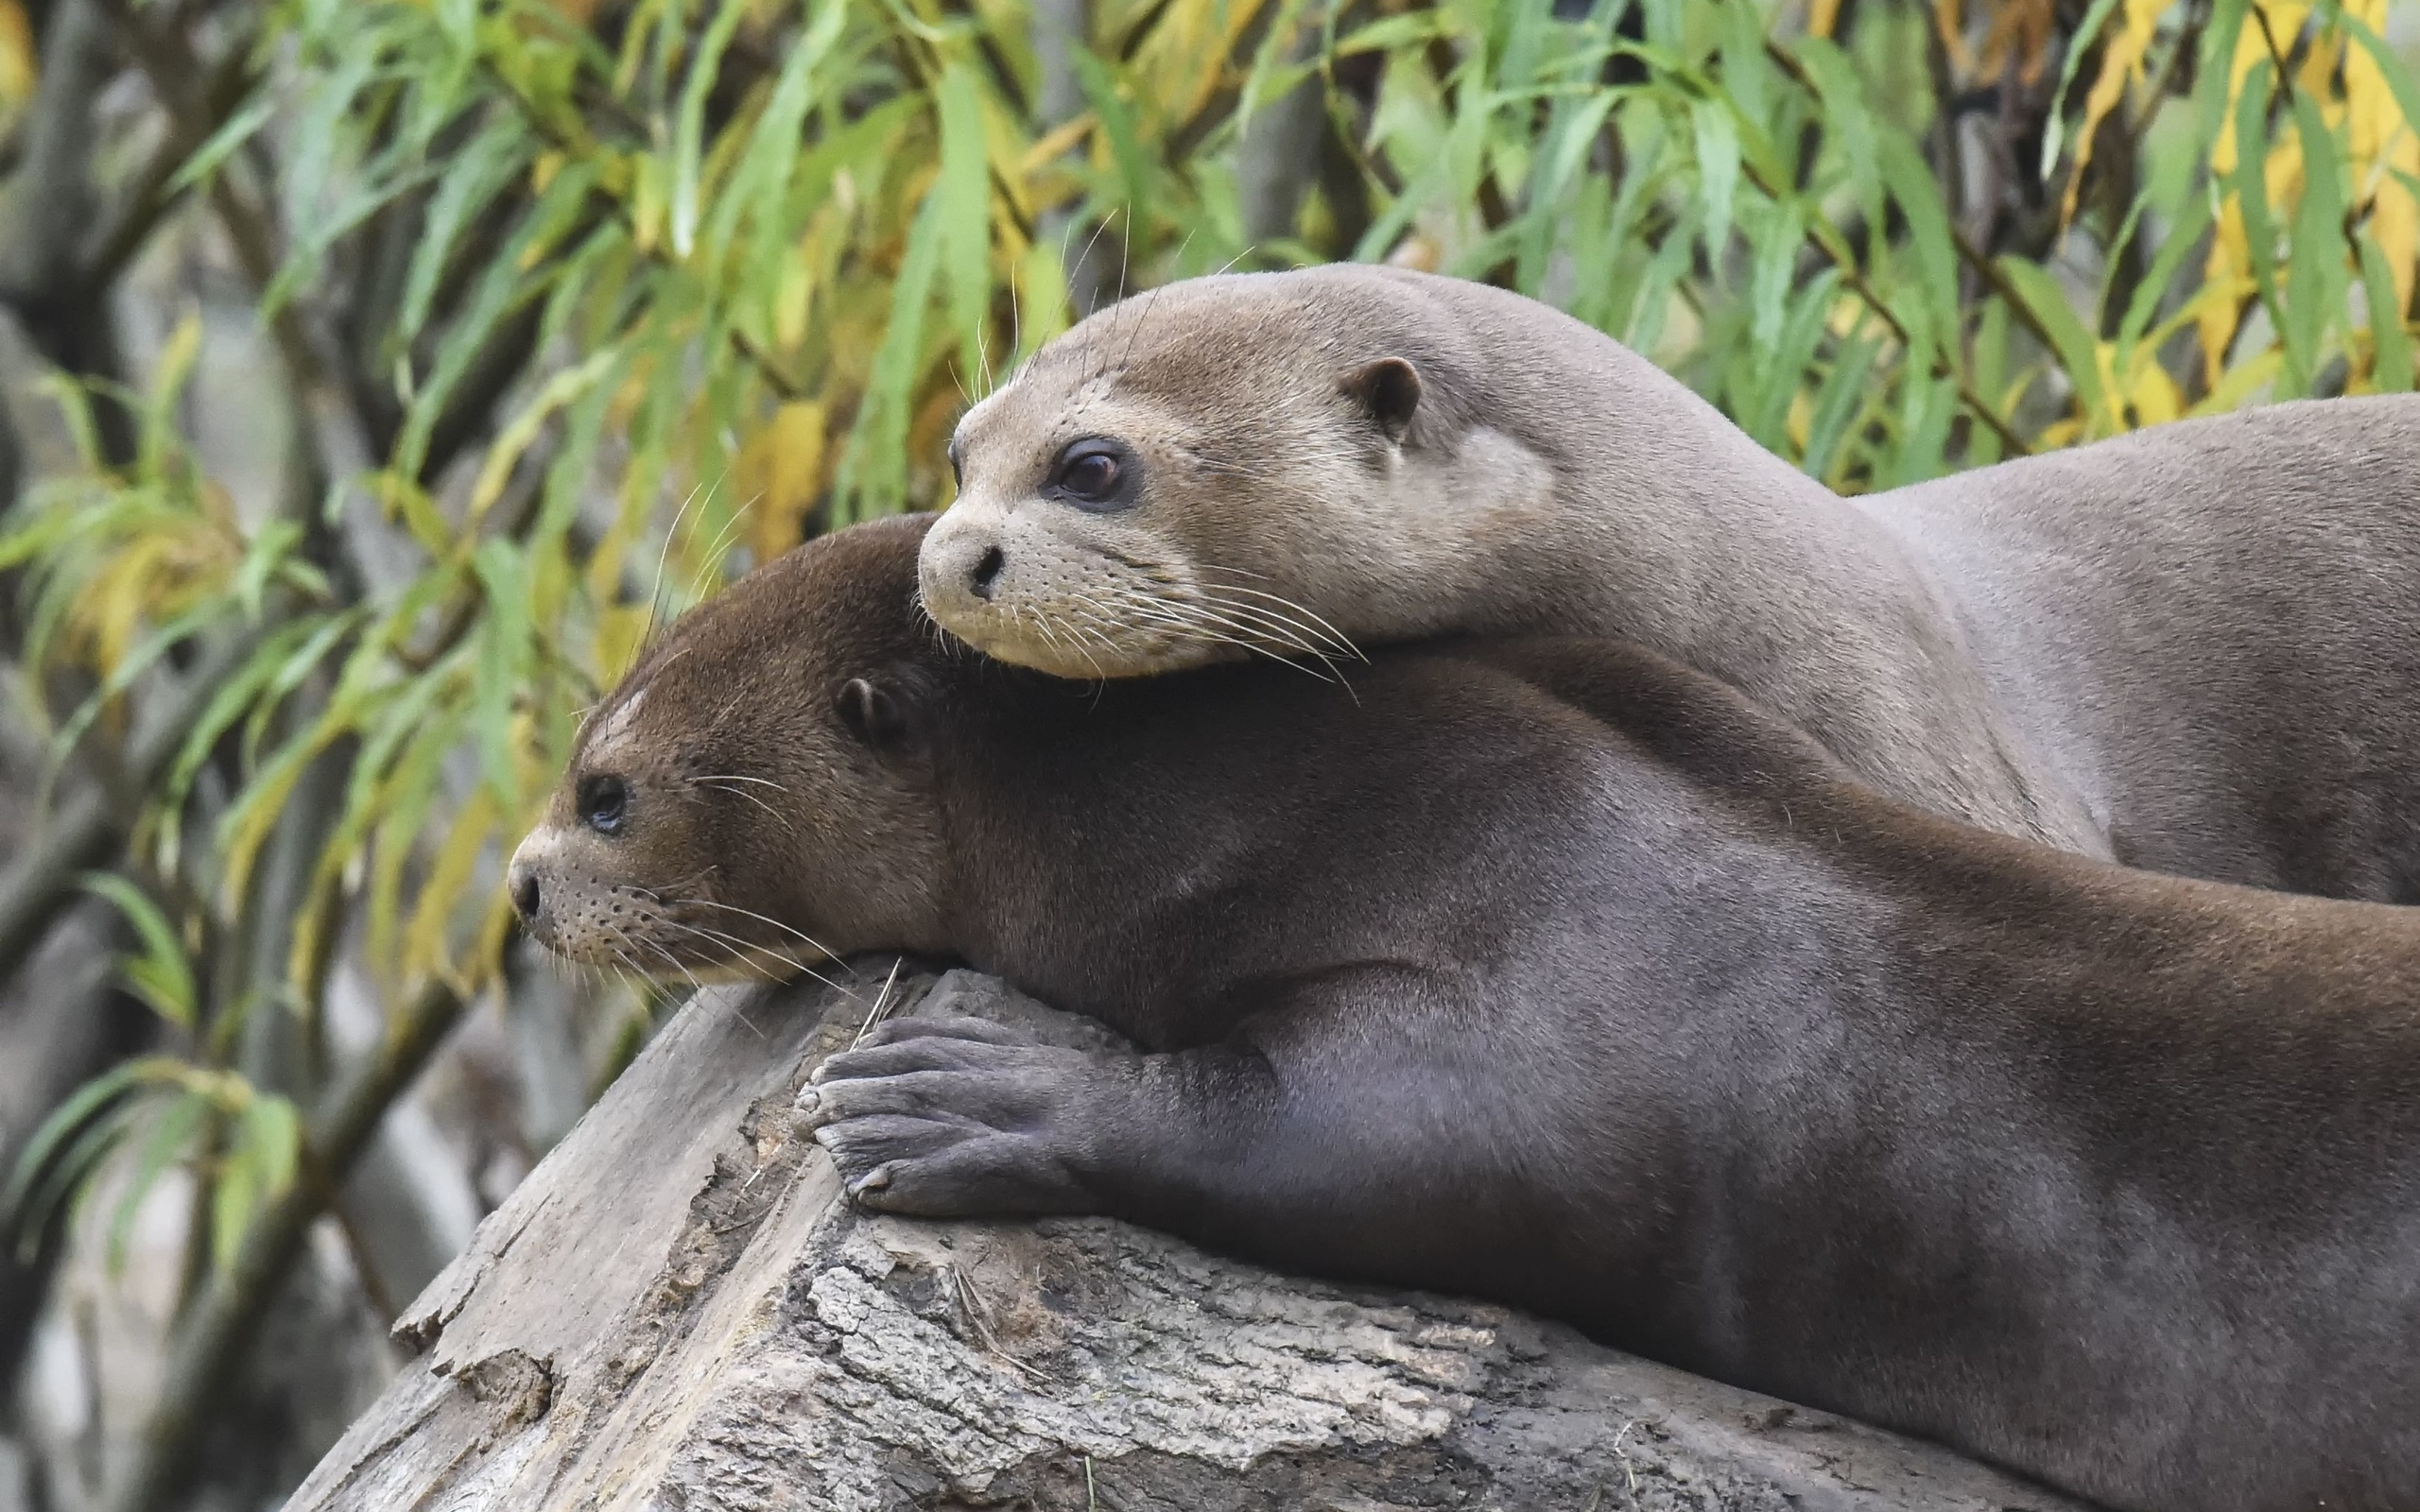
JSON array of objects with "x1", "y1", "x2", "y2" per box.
[
  {"x1": 519, "y1": 517, "x2": 2420, "y2": 1512},
  {"x1": 925, "y1": 265, "x2": 2420, "y2": 899}
]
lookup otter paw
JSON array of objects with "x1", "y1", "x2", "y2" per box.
[{"x1": 796, "y1": 1022, "x2": 1102, "y2": 1217}]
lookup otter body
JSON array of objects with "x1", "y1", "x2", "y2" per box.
[
  {"x1": 512, "y1": 518, "x2": 2420, "y2": 1512},
  {"x1": 923, "y1": 265, "x2": 2420, "y2": 899}
]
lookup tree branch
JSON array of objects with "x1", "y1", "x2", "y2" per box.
[
  {"x1": 0, "y1": 629, "x2": 261, "y2": 990},
  {"x1": 104, "y1": 976, "x2": 466, "y2": 1512}
]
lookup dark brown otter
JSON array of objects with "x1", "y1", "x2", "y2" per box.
[{"x1": 510, "y1": 515, "x2": 2420, "y2": 1512}]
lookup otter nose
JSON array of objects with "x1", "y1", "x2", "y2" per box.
[
  {"x1": 970, "y1": 546, "x2": 1005, "y2": 601},
  {"x1": 509, "y1": 860, "x2": 541, "y2": 922}
]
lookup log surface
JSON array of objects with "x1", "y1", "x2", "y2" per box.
[{"x1": 288, "y1": 963, "x2": 2088, "y2": 1511}]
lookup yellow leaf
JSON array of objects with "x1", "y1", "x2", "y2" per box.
[
  {"x1": 631, "y1": 153, "x2": 666, "y2": 255},
  {"x1": 2060, "y1": 0, "x2": 2181, "y2": 230},
  {"x1": 463, "y1": 349, "x2": 617, "y2": 525},
  {"x1": 1806, "y1": 0, "x2": 1843, "y2": 39},
  {"x1": 1020, "y1": 114, "x2": 1096, "y2": 176},
  {"x1": 2344, "y1": 0, "x2": 2420, "y2": 318},
  {"x1": 2124, "y1": 347, "x2": 2183, "y2": 427},
  {"x1": 1931, "y1": 0, "x2": 1974, "y2": 74},
  {"x1": 774, "y1": 238, "x2": 817, "y2": 352},
  {"x1": 1978, "y1": 0, "x2": 2058, "y2": 86},
  {"x1": 2035, "y1": 416, "x2": 2084, "y2": 449},
  {"x1": 403, "y1": 784, "x2": 500, "y2": 990},
  {"x1": 0, "y1": 2, "x2": 35, "y2": 112},
  {"x1": 2190, "y1": 346, "x2": 2286, "y2": 417},
  {"x1": 745, "y1": 401, "x2": 827, "y2": 561}
]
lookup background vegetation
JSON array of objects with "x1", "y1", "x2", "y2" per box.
[{"x1": 0, "y1": 0, "x2": 2411, "y2": 1503}]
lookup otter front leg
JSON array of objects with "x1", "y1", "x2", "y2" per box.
[
  {"x1": 794, "y1": 973, "x2": 1580, "y2": 1301},
  {"x1": 793, "y1": 1017, "x2": 1131, "y2": 1214}
]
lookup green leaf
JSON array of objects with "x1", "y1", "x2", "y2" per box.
[
  {"x1": 211, "y1": 1126, "x2": 259, "y2": 1274},
  {"x1": 1878, "y1": 130, "x2": 1961, "y2": 355},
  {"x1": 236, "y1": 1093, "x2": 301, "y2": 1207},
  {"x1": 1692, "y1": 99, "x2": 1739, "y2": 261},
  {"x1": 2360, "y1": 236, "x2": 2414, "y2": 391},
  {"x1": 471, "y1": 538, "x2": 534, "y2": 810},
  {"x1": 396, "y1": 118, "x2": 534, "y2": 350},
  {"x1": 2118, "y1": 187, "x2": 2214, "y2": 360},
  {"x1": 1996, "y1": 257, "x2": 2107, "y2": 427},
  {"x1": 2335, "y1": 9, "x2": 2420, "y2": 141},
  {"x1": 2283, "y1": 89, "x2": 2349, "y2": 387},
  {"x1": 78, "y1": 873, "x2": 199, "y2": 1030},
  {"x1": 107, "y1": 1092, "x2": 208, "y2": 1276},
  {"x1": 2230, "y1": 62, "x2": 2292, "y2": 392},
  {"x1": 668, "y1": 0, "x2": 750, "y2": 259},
  {"x1": 2040, "y1": 0, "x2": 2126, "y2": 180},
  {"x1": 935, "y1": 62, "x2": 994, "y2": 391},
  {"x1": 1071, "y1": 44, "x2": 1153, "y2": 238},
  {"x1": 1749, "y1": 264, "x2": 1834, "y2": 448},
  {"x1": 2, "y1": 1060, "x2": 158, "y2": 1262},
  {"x1": 1804, "y1": 328, "x2": 1879, "y2": 482},
  {"x1": 838, "y1": 188, "x2": 945, "y2": 516},
  {"x1": 169, "y1": 94, "x2": 279, "y2": 196}
]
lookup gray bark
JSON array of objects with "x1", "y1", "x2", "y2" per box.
[{"x1": 287, "y1": 962, "x2": 2086, "y2": 1511}]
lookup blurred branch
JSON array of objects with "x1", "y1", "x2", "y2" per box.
[
  {"x1": 0, "y1": 630, "x2": 261, "y2": 990},
  {"x1": 104, "y1": 976, "x2": 467, "y2": 1512},
  {"x1": 79, "y1": 9, "x2": 261, "y2": 298},
  {"x1": 0, "y1": 0, "x2": 134, "y2": 462}
]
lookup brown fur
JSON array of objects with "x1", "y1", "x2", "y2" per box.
[
  {"x1": 924, "y1": 265, "x2": 2420, "y2": 900},
  {"x1": 513, "y1": 518, "x2": 2420, "y2": 1512}
]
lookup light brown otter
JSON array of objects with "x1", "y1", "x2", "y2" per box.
[
  {"x1": 922, "y1": 265, "x2": 2420, "y2": 901},
  {"x1": 509, "y1": 516, "x2": 2420, "y2": 1512}
]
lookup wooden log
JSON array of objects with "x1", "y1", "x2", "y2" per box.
[{"x1": 286, "y1": 962, "x2": 2087, "y2": 1512}]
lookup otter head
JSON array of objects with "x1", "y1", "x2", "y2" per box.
[
  {"x1": 920, "y1": 266, "x2": 1540, "y2": 679},
  {"x1": 508, "y1": 514, "x2": 951, "y2": 984}
]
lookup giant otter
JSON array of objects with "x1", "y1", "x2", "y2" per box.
[
  {"x1": 510, "y1": 516, "x2": 2420, "y2": 1512},
  {"x1": 919, "y1": 265, "x2": 2420, "y2": 900}
]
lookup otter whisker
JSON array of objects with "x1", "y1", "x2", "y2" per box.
[
  {"x1": 1197, "y1": 585, "x2": 1365, "y2": 661},
  {"x1": 1082, "y1": 597, "x2": 1267, "y2": 662},
  {"x1": 625, "y1": 929, "x2": 769, "y2": 1040},
  {"x1": 1007, "y1": 272, "x2": 1023, "y2": 372},
  {"x1": 1115, "y1": 597, "x2": 1345, "y2": 681},
  {"x1": 657, "y1": 917, "x2": 813, "y2": 981},
  {"x1": 664, "y1": 898, "x2": 875, "y2": 1009},
  {"x1": 1097, "y1": 598, "x2": 1323, "y2": 673},
  {"x1": 1072, "y1": 210, "x2": 1116, "y2": 327},
  {"x1": 692, "y1": 773, "x2": 788, "y2": 793},
  {"x1": 687, "y1": 504, "x2": 756, "y2": 604},
  {"x1": 691, "y1": 779, "x2": 797, "y2": 833},
  {"x1": 1188, "y1": 593, "x2": 1353, "y2": 661},
  {"x1": 641, "y1": 478, "x2": 716, "y2": 655},
  {"x1": 1036, "y1": 607, "x2": 1111, "y2": 679}
]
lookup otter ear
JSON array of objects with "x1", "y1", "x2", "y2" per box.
[
  {"x1": 836, "y1": 675, "x2": 922, "y2": 757},
  {"x1": 1347, "y1": 357, "x2": 1423, "y2": 444}
]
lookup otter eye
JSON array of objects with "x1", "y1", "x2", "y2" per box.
[
  {"x1": 946, "y1": 437, "x2": 963, "y2": 490},
  {"x1": 1046, "y1": 438, "x2": 1135, "y2": 512},
  {"x1": 578, "y1": 774, "x2": 629, "y2": 835}
]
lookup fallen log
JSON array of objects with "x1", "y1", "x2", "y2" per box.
[{"x1": 287, "y1": 961, "x2": 2087, "y2": 1511}]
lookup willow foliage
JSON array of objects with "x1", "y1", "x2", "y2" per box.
[{"x1": 6, "y1": 0, "x2": 2419, "y2": 1286}]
